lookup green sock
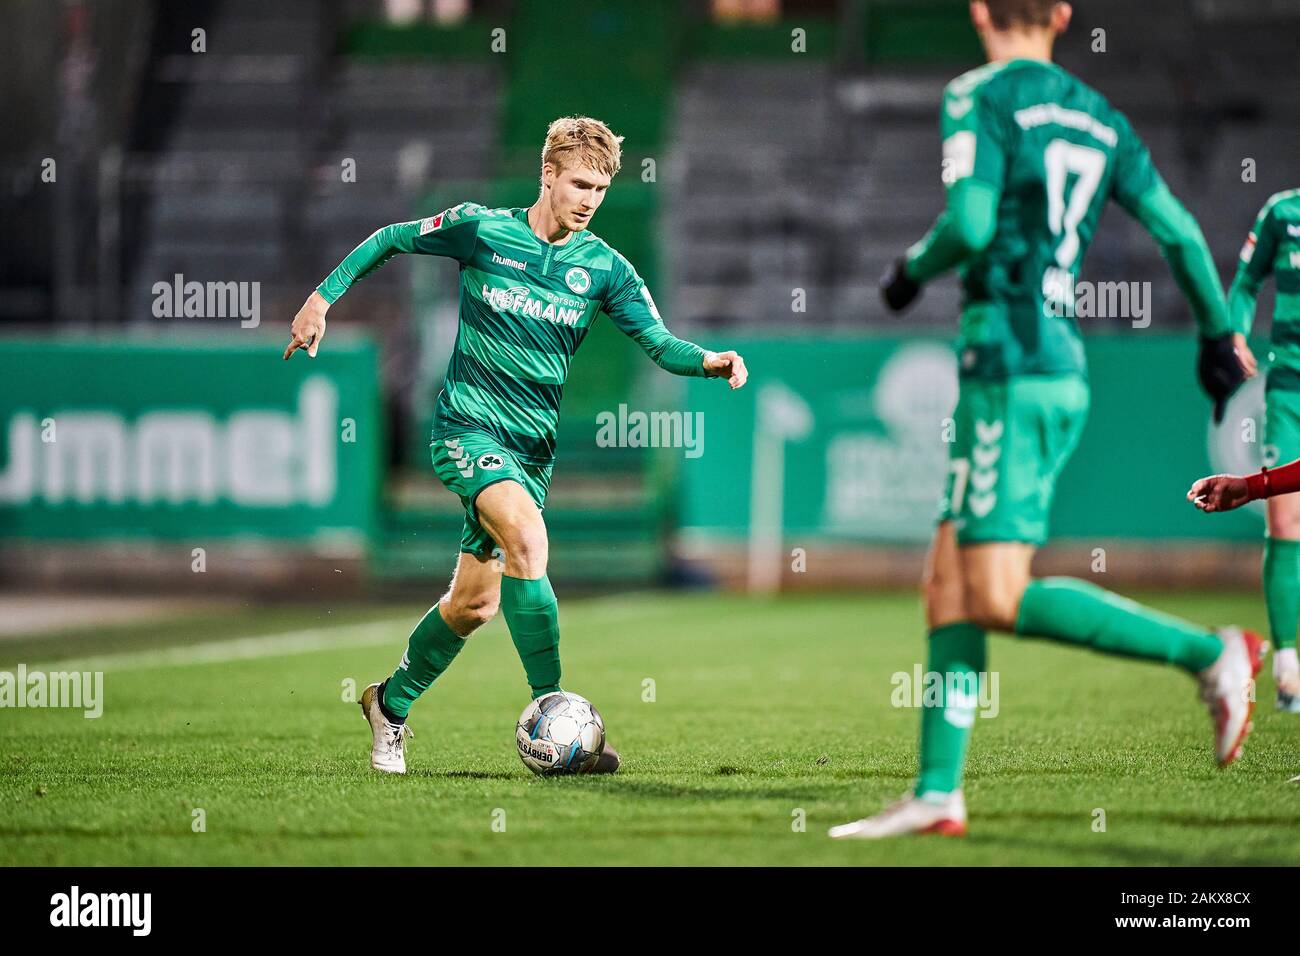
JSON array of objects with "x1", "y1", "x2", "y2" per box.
[
  {"x1": 382, "y1": 604, "x2": 466, "y2": 719},
  {"x1": 1015, "y1": 577, "x2": 1222, "y2": 673},
  {"x1": 916, "y1": 622, "x2": 987, "y2": 796},
  {"x1": 501, "y1": 574, "x2": 561, "y2": 698},
  {"x1": 1263, "y1": 538, "x2": 1300, "y2": 651}
]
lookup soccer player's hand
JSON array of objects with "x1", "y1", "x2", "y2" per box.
[
  {"x1": 703, "y1": 350, "x2": 748, "y2": 389},
  {"x1": 284, "y1": 292, "x2": 329, "y2": 360},
  {"x1": 1233, "y1": 333, "x2": 1259, "y2": 379},
  {"x1": 1196, "y1": 333, "x2": 1247, "y2": 424},
  {"x1": 1186, "y1": 474, "x2": 1251, "y2": 513},
  {"x1": 880, "y1": 257, "x2": 921, "y2": 313}
]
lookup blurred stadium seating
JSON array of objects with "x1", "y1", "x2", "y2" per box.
[{"x1": 3, "y1": 0, "x2": 1299, "y2": 596}]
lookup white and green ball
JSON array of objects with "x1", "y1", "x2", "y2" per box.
[{"x1": 516, "y1": 692, "x2": 606, "y2": 776}]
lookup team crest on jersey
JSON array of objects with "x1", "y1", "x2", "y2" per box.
[
  {"x1": 564, "y1": 267, "x2": 591, "y2": 294},
  {"x1": 478, "y1": 453, "x2": 505, "y2": 470},
  {"x1": 1288, "y1": 223, "x2": 1300, "y2": 238}
]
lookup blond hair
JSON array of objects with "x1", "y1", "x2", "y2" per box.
[{"x1": 541, "y1": 116, "x2": 623, "y2": 179}]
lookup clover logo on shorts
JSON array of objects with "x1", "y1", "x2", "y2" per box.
[
  {"x1": 477, "y1": 453, "x2": 505, "y2": 470},
  {"x1": 564, "y1": 267, "x2": 591, "y2": 294}
]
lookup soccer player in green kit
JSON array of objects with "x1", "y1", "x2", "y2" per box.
[
  {"x1": 1189, "y1": 188, "x2": 1300, "y2": 713},
  {"x1": 285, "y1": 117, "x2": 748, "y2": 774},
  {"x1": 830, "y1": 0, "x2": 1261, "y2": 840}
]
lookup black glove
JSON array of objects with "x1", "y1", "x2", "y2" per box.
[
  {"x1": 1197, "y1": 334, "x2": 1245, "y2": 425},
  {"x1": 880, "y1": 257, "x2": 921, "y2": 313}
]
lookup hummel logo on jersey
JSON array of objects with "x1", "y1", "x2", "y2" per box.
[
  {"x1": 444, "y1": 438, "x2": 475, "y2": 478},
  {"x1": 492, "y1": 251, "x2": 528, "y2": 271},
  {"x1": 967, "y1": 418, "x2": 1003, "y2": 519},
  {"x1": 969, "y1": 469, "x2": 998, "y2": 494},
  {"x1": 482, "y1": 284, "x2": 584, "y2": 326},
  {"x1": 1288, "y1": 223, "x2": 1300, "y2": 237},
  {"x1": 946, "y1": 96, "x2": 973, "y2": 119},
  {"x1": 974, "y1": 420, "x2": 1003, "y2": 444},
  {"x1": 972, "y1": 444, "x2": 1000, "y2": 469}
]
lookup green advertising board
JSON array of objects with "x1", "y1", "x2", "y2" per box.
[
  {"x1": 0, "y1": 338, "x2": 382, "y2": 544},
  {"x1": 680, "y1": 335, "x2": 1269, "y2": 544}
]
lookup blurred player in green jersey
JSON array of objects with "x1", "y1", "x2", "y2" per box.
[
  {"x1": 1201, "y1": 189, "x2": 1300, "y2": 712},
  {"x1": 831, "y1": 0, "x2": 1261, "y2": 840},
  {"x1": 286, "y1": 117, "x2": 748, "y2": 774}
]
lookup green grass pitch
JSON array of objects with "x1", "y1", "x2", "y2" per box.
[{"x1": 1, "y1": 590, "x2": 1296, "y2": 866}]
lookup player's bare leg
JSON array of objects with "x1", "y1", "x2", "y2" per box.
[
  {"x1": 925, "y1": 521, "x2": 969, "y2": 631},
  {"x1": 442, "y1": 550, "x2": 504, "y2": 635},
  {"x1": 476, "y1": 481, "x2": 620, "y2": 773},
  {"x1": 957, "y1": 541, "x2": 1033, "y2": 633},
  {"x1": 830, "y1": 522, "x2": 971, "y2": 839},
  {"x1": 1264, "y1": 494, "x2": 1300, "y2": 711}
]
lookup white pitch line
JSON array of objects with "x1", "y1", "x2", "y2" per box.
[
  {"x1": 25, "y1": 594, "x2": 691, "y2": 674},
  {"x1": 32, "y1": 618, "x2": 412, "y2": 673}
]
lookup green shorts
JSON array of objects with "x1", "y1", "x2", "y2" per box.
[
  {"x1": 1263, "y1": 386, "x2": 1300, "y2": 468},
  {"x1": 431, "y1": 432, "x2": 553, "y2": 558},
  {"x1": 939, "y1": 374, "x2": 1090, "y2": 546}
]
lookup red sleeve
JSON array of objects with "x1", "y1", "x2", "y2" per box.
[{"x1": 1247, "y1": 458, "x2": 1300, "y2": 500}]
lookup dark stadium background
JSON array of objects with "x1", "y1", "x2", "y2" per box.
[
  {"x1": 3, "y1": 0, "x2": 1299, "y2": 612},
  {"x1": 4, "y1": 0, "x2": 1300, "y2": 876}
]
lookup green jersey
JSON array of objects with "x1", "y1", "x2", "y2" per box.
[
  {"x1": 906, "y1": 58, "x2": 1229, "y2": 379},
  {"x1": 317, "y1": 203, "x2": 709, "y2": 465},
  {"x1": 1229, "y1": 189, "x2": 1300, "y2": 389}
]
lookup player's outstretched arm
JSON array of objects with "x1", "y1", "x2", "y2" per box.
[
  {"x1": 623, "y1": 318, "x2": 748, "y2": 390},
  {"x1": 1227, "y1": 196, "x2": 1280, "y2": 341},
  {"x1": 602, "y1": 254, "x2": 747, "y2": 389},
  {"x1": 884, "y1": 179, "x2": 999, "y2": 311},
  {"x1": 285, "y1": 209, "x2": 481, "y2": 360},
  {"x1": 1187, "y1": 458, "x2": 1300, "y2": 512},
  {"x1": 1129, "y1": 182, "x2": 1239, "y2": 341},
  {"x1": 1128, "y1": 182, "x2": 1257, "y2": 418},
  {"x1": 1113, "y1": 123, "x2": 1256, "y2": 418}
]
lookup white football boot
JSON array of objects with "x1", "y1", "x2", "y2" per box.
[
  {"x1": 1274, "y1": 647, "x2": 1300, "y2": 713},
  {"x1": 828, "y1": 790, "x2": 967, "y2": 840},
  {"x1": 1197, "y1": 627, "x2": 1266, "y2": 767},
  {"x1": 360, "y1": 682, "x2": 411, "y2": 774}
]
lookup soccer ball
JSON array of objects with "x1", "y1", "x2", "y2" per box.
[{"x1": 516, "y1": 691, "x2": 606, "y2": 776}]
